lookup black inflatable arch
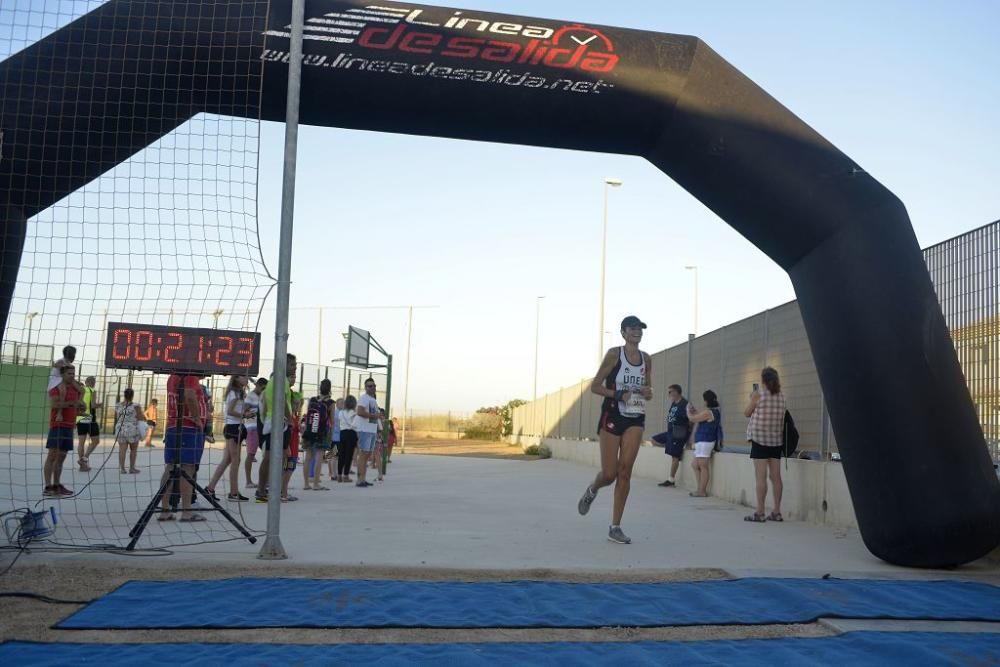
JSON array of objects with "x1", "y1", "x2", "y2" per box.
[{"x1": 2, "y1": 1, "x2": 998, "y2": 567}]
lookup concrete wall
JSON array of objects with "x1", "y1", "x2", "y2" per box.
[{"x1": 542, "y1": 438, "x2": 859, "y2": 530}]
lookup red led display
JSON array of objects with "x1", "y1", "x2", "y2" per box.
[{"x1": 105, "y1": 322, "x2": 261, "y2": 375}]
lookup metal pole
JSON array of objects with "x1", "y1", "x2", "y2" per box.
[
  {"x1": 533, "y1": 296, "x2": 544, "y2": 400},
  {"x1": 383, "y1": 353, "x2": 392, "y2": 471},
  {"x1": 694, "y1": 268, "x2": 699, "y2": 336},
  {"x1": 686, "y1": 333, "x2": 695, "y2": 405},
  {"x1": 598, "y1": 185, "x2": 608, "y2": 365},
  {"x1": 258, "y1": 0, "x2": 305, "y2": 561},
  {"x1": 401, "y1": 306, "x2": 413, "y2": 454},
  {"x1": 317, "y1": 307, "x2": 323, "y2": 366}
]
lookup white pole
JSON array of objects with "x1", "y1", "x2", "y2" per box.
[
  {"x1": 317, "y1": 307, "x2": 323, "y2": 366},
  {"x1": 401, "y1": 306, "x2": 413, "y2": 454},
  {"x1": 599, "y1": 185, "x2": 608, "y2": 365},
  {"x1": 258, "y1": 0, "x2": 305, "y2": 561}
]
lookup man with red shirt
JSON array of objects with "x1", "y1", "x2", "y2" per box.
[
  {"x1": 44, "y1": 364, "x2": 84, "y2": 497},
  {"x1": 158, "y1": 373, "x2": 207, "y2": 522}
]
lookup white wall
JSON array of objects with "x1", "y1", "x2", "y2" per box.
[{"x1": 540, "y1": 438, "x2": 859, "y2": 529}]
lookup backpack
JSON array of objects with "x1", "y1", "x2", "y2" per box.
[
  {"x1": 304, "y1": 396, "x2": 329, "y2": 440},
  {"x1": 783, "y1": 410, "x2": 800, "y2": 457},
  {"x1": 713, "y1": 409, "x2": 724, "y2": 452}
]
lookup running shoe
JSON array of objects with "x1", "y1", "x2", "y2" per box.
[
  {"x1": 227, "y1": 493, "x2": 249, "y2": 502},
  {"x1": 577, "y1": 484, "x2": 597, "y2": 516},
  {"x1": 255, "y1": 495, "x2": 268, "y2": 503},
  {"x1": 42, "y1": 485, "x2": 58, "y2": 498},
  {"x1": 57, "y1": 484, "x2": 74, "y2": 496},
  {"x1": 607, "y1": 526, "x2": 632, "y2": 544}
]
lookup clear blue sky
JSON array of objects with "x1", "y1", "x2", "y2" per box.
[{"x1": 251, "y1": 0, "x2": 998, "y2": 412}]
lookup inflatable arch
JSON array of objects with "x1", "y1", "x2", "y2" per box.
[{"x1": 1, "y1": 1, "x2": 997, "y2": 567}]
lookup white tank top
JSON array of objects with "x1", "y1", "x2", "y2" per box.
[{"x1": 614, "y1": 347, "x2": 646, "y2": 416}]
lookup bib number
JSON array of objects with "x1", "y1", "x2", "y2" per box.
[{"x1": 623, "y1": 392, "x2": 646, "y2": 417}]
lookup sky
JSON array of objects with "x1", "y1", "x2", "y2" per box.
[
  {"x1": 5, "y1": 1, "x2": 999, "y2": 413},
  {"x1": 249, "y1": 0, "x2": 999, "y2": 412}
]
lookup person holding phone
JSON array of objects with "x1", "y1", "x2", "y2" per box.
[
  {"x1": 744, "y1": 367, "x2": 787, "y2": 522},
  {"x1": 577, "y1": 316, "x2": 653, "y2": 545}
]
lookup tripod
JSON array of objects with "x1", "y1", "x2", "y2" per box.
[{"x1": 127, "y1": 375, "x2": 257, "y2": 551}]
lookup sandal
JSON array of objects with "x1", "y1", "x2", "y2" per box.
[
  {"x1": 157, "y1": 513, "x2": 175, "y2": 522},
  {"x1": 129, "y1": 468, "x2": 141, "y2": 474},
  {"x1": 768, "y1": 512, "x2": 784, "y2": 522},
  {"x1": 744, "y1": 512, "x2": 767, "y2": 523},
  {"x1": 78, "y1": 458, "x2": 91, "y2": 472},
  {"x1": 689, "y1": 491, "x2": 708, "y2": 497},
  {"x1": 179, "y1": 514, "x2": 206, "y2": 522}
]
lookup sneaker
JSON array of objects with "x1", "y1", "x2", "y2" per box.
[
  {"x1": 227, "y1": 493, "x2": 249, "y2": 502},
  {"x1": 577, "y1": 485, "x2": 597, "y2": 516},
  {"x1": 255, "y1": 495, "x2": 268, "y2": 503},
  {"x1": 43, "y1": 485, "x2": 58, "y2": 498},
  {"x1": 356, "y1": 481, "x2": 372, "y2": 488},
  {"x1": 657, "y1": 480, "x2": 675, "y2": 487},
  {"x1": 246, "y1": 482, "x2": 258, "y2": 489},
  {"x1": 57, "y1": 484, "x2": 74, "y2": 496},
  {"x1": 608, "y1": 526, "x2": 632, "y2": 544}
]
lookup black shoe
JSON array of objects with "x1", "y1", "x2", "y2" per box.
[
  {"x1": 658, "y1": 480, "x2": 675, "y2": 487},
  {"x1": 227, "y1": 493, "x2": 249, "y2": 502}
]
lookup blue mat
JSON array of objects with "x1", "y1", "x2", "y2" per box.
[
  {"x1": 4, "y1": 633, "x2": 1000, "y2": 666},
  {"x1": 57, "y1": 577, "x2": 1000, "y2": 629}
]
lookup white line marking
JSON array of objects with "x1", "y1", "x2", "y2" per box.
[
  {"x1": 311, "y1": 18, "x2": 366, "y2": 28},
  {"x1": 365, "y1": 5, "x2": 408, "y2": 14},
  {"x1": 263, "y1": 30, "x2": 356, "y2": 43},
  {"x1": 325, "y1": 11, "x2": 399, "y2": 23},
  {"x1": 304, "y1": 24, "x2": 361, "y2": 36},
  {"x1": 345, "y1": 9, "x2": 406, "y2": 19}
]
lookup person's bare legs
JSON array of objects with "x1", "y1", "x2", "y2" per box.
[
  {"x1": 228, "y1": 439, "x2": 241, "y2": 495},
  {"x1": 257, "y1": 450, "x2": 271, "y2": 497},
  {"x1": 698, "y1": 458, "x2": 711, "y2": 495},
  {"x1": 52, "y1": 451, "x2": 67, "y2": 487},
  {"x1": 118, "y1": 442, "x2": 128, "y2": 472},
  {"x1": 43, "y1": 450, "x2": 60, "y2": 487},
  {"x1": 129, "y1": 442, "x2": 139, "y2": 472},
  {"x1": 357, "y1": 451, "x2": 369, "y2": 483},
  {"x1": 611, "y1": 428, "x2": 642, "y2": 526},
  {"x1": 159, "y1": 464, "x2": 176, "y2": 518},
  {"x1": 767, "y1": 458, "x2": 783, "y2": 516},
  {"x1": 753, "y1": 459, "x2": 769, "y2": 516},
  {"x1": 178, "y1": 463, "x2": 197, "y2": 518},
  {"x1": 206, "y1": 441, "x2": 234, "y2": 494},
  {"x1": 590, "y1": 431, "x2": 621, "y2": 494},
  {"x1": 244, "y1": 443, "x2": 256, "y2": 488}
]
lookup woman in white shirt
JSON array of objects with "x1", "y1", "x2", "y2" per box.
[
  {"x1": 115, "y1": 387, "x2": 146, "y2": 474},
  {"x1": 336, "y1": 395, "x2": 359, "y2": 483},
  {"x1": 206, "y1": 375, "x2": 248, "y2": 502}
]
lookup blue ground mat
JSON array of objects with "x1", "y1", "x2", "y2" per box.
[
  {"x1": 56, "y1": 577, "x2": 1000, "y2": 629},
  {"x1": 3, "y1": 633, "x2": 1000, "y2": 666}
]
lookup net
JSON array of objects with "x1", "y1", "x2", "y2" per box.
[{"x1": 0, "y1": 0, "x2": 273, "y2": 554}]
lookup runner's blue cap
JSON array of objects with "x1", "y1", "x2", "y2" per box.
[{"x1": 621, "y1": 315, "x2": 647, "y2": 329}]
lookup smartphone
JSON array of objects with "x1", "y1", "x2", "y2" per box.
[{"x1": 752, "y1": 383, "x2": 759, "y2": 392}]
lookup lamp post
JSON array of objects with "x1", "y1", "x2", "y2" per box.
[
  {"x1": 599, "y1": 177, "x2": 623, "y2": 363},
  {"x1": 212, "y1": 308, "x2": 224, "y2": 329},
  {"x1": 25, "y1": 312, "x2": 38, "y2": 365},
  {"x1": 533, "y1": 296, "x2": 545, "y2": 401},
  {"x1": 684, "y1": 265, "x2": 699, "y2": 336}
]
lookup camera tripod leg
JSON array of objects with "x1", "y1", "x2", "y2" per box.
[
  {"x1": 126, "y1": 465, "x2": 178, "y2": 550},
  {"x1": 177, "y1": 468, "x2": 257, "y2": 544}
]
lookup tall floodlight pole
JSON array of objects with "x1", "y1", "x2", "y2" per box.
[
  {"x1": 684, "y1": 265, "x2": 699, "y2": 336},
  {"x1": 599, "y1": 178, "x2": 623, "y2": 363},
  {"x1": 533, "y1": 296, "x2": 545, "y2": 401},
  {"x1": 259, "y1": 0, "x2": 304, "y2": 561},
  {"x1": 401, "y1": 306, "x2": 413, "y2": 454},
  {"x1": 25, "y1": 311, "x2": 38, "y2": 365}
]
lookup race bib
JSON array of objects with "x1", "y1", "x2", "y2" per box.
[{"x1": 623, "y1": 391, "x2": 646, "y2": 417}]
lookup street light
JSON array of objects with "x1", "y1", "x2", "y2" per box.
[
  {"x1": 212, "y1": 308, "x2": 224, "y2": 329},
  {"x1": 599, "y1": 177, "x2": 623, "y2": 363},
  {"x1": 684, "y1": 265, "x2": 699, "y2": 336},
  {"x1": 25, "y1": 312, "x2": 39, "y2": 366},
  {"x1": 533, "y1": 296, "x2": 545, "y2": 401}
]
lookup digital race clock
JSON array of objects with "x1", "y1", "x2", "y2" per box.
[{"x1": 105, "y1": 322, "x2": 261, "y2": 376}]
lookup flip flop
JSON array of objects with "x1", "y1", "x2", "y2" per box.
[
  {"x1": 768, "y1": 512, "x2": 784, "y2": 522},
  {"x1": 744, "y1": 513, "x2": 767, "y2": 523},
  {"x1": 157, "y1": 514, "x2": 175, "y2": 522},
  {"x1": 179, "y1": 514, "x2": 206, "y2": 522}
]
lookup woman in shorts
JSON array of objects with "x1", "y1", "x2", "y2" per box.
[
  {"x1": 744, "y1": 367, "x2": 787, "y2": 522},
  {"x1": 115, "y1": 387, "x2": 146, "y2": 474},
  {"x1": 576, "y1": 316, "x2": 653, "y2": 545},
  {"x1": 687, "y1": 390, "x2": 721, "y2": 497},
  {"x1": 206, "y1": 375, "x2": 248, "y2": 502}
]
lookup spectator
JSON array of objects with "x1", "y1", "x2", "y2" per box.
[
  {"x1": 337, "y1": 396, "x2": 358, "y2": 483},
  {"x1": 44, "y1": 364, "x2": 83, "y2": 497},
  {"x1": 115, "y1": 387, "x2": 145, "y2": 474},
  {"x1": 143, "y1": 398, "x2": 158, "y2": 447},
  {"x1": 658, "y1": 384, "x2": 690, "y2": 487},
  {"x1": 243, "y1": 377, "x2": 266, "y2": 489},
  {"x1": 387, "y1": 417, "x2": 398, "y2": 463},
  {"x1": 325, "y1": 397, "x2": 345, "y2": 482},
  {"x1": 687, "y1": 390, "x2": 721, "y2": 497},
  {"x1": 48, "y1": 345, "x2": 79, "y2": 391},
  {"x1": 372, "y1": 408, "x2": 387, "y2": 482},
  {"x1": 744, "y1": 367, "x2": 788, "y2": 523},
  {"x1": 159, "y1": 372, "x2": 207, "y2": 522},
  {"x1": 256, "y1": 353, "x2": 296, "y2": 504},
  {"x1": 76, "y1": 376, "x2": 103, "y2": 472},
  {"x1": 205, "y1": 375, "x2": 249, "y2": 502},
  {"x1": 355, "y1": 378, "x2": 380, "y2": 488},
  {"x1": 302, "y1": 379, "x2": 334, "y2": 491}
]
